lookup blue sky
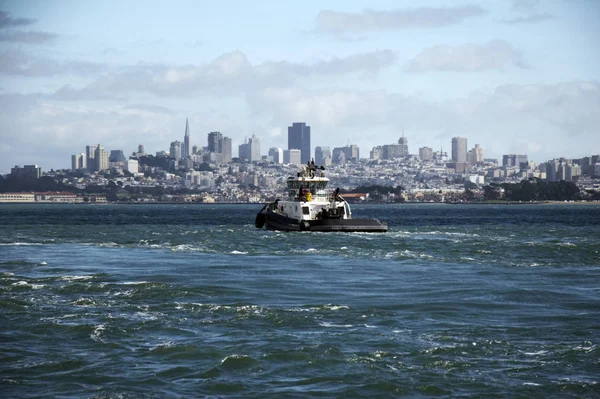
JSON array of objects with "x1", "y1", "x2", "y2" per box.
[{"x1": 0, "y1": 0, "x2": 599, "y2": 172}]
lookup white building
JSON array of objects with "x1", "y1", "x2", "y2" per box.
[
  {"x1": 125, "y1": 159, "x2": 139, "y2": 174},
  {"x1": 284, "y1": 149, "x2": 301, "y2": 164},
  {"x1": 268, "y1": 147, "x2": 283, "y2": 164}
]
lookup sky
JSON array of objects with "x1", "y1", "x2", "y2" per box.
[{"x1": 0, "y1": 0, "x2": 599, "y2": 172}]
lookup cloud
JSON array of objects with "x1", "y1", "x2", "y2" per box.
[
  {"x1": 511, "y1": 0, "x2": 541, "y2": 13},
  {"x1": 0, "y1": 10, "x2": 36, "y2": 28},
  {"x1": 503, "y1": 12, "x2": 553, "y2": 24},
  {"x1": 245, "y1": 81, "x2": 599, "y2": 162},
  {"x1": 123, "y1": 104, "x2": 175, "y2": 115},
  {"x1": 0, "y1": 49, "x2": 106, "y2": 76},
  {"x1": 47, "y1": 50, "x2": 397, "y2": 100},
  {"x1": 405, "y1": 40, "x2": 528, "y2": 72},
  {"x1": 0, "y1": 30, "x2": 58, "y2": 44},
  {"x1": 316, "y1": 5, "x2": 486, "y2": 35}
]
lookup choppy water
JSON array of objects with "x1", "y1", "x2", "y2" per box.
[{"x1": 1, "y1": 203, "x2": 599, "y2": 398}]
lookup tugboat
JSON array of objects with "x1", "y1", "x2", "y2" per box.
[{"x1": 255, "y1": 161, "x2": 388, "y2": 232}]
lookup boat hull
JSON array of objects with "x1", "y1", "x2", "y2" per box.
[{"x1": 260, "y1": 210, "x2": 387, "y2": 233}]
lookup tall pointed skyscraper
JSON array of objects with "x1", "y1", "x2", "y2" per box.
[{"x1": 183, "y1": 118, "x2": 190, "y2": 157}]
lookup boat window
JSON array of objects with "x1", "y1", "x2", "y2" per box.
[{"x1": 302, "y1": 207, "x2": 310, "y2": 215}]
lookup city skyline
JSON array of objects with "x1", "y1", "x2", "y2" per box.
[{"x1": 1, "y1": 1, "x2": 599, "y2": 173}]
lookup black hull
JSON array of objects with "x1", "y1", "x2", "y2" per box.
[{"x1": 260, "y1": 210, "x2": 387, "y2": 233}]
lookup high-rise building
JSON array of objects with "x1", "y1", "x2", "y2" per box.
[
  {"x1": 71, "y1": 153, "x2": 86, "y2": 171},
  {"x1": 93, "y1": 144, "x2": 109, "y2": 171},
  {"x1": 370, "y1": 146, "x2": 382, "y2": 161},
  {"x1": 315, "y1": 146, "x2": 331, "y2": 166},
  {"x1": 138, "y1": 144, "x2": 145, "y2": 154},
  {"x1": 86, "y1": 145, "x2": 97, "y2": 172},
  {"x1": 170, "y1": 141, "x2": 182, "y2": 161},
  {"x1": 333, "y1": 144, "x2": 360, "y2": 163},
  {"x1": 238, "y1": 135, "x2": 261, "y2": 162},
  {"x1": 249, "y1": 134, "x2": 260, "y2": 162},
  {"x1": 208, "y1": 132, "x2": 222, "y2": 153},
  {"x1": 238, "y1": 141, "x2": 249, "y2": 162},
  {"x1": 109, "y1": 150, "x2": 126, "y2": 163},
  {"x1": 468, "y1": 144, "x2": 484, "y2": 164},
  {"x1": 419, "y1": 147, "x2": 433, "y2": 161},
  {"x1": 125, "y1": 159, "x2": 139, "y2": 174},
  {"x1": 183, "y1": 118, "x2": 190, "y2": 157},
  {"x1": 398, "y1": 135, "x2": 409, "y2": 157},
  {"x1": 332, "y1": 147, "x2": 346, "y2": 164},
  {"x1": 283, "y1": 149, "x2": 301, "y2": 164},
  {"x1": 288, "y1": 122, "x2": 311, "y2": 164},
  {"x1": 11, "y1": 165, "x2": 42, "y2": 179},
  {"x1": 268, "y1": 147, "x2": 283, "y2": 164},
  {"x1": 503, "y1": 154, "x2": 528, "y2": 168},
  {"x1": 451, "y1": 137, "x2": 468, "y2": 162},
  {"x1": 221, "y1": 137, "x2": 232, "y2": 163}
]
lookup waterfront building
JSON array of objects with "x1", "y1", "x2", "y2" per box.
[
  {"x1": 419, "y1": 147, "x2": 433, "y2": 161},
  {"x1": 288, "y1": 122, "x2": 311, "y2": 164},
  {"x1": 315, "y1": 146, "x2": 332, "y2": 165},
  {"x1": 451, "y1": 137, "x2": 467, "y2": 162}
]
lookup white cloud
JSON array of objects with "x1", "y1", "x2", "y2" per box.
[
  {"x1": 0, "y1": 49, "x2": 106, "y2": 76},
  {"x1": 316, "y1": 5, "x2": 486, "y2": 35},
  {"x1": 45, "y1": 50, "x2": 396, "y2": 100},
  {"x1": 405, "y1": 40, "x2": 528, "y2": 72}
]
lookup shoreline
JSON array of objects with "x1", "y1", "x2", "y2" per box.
[{"x1": 1, "y1": 200, "x2": 599, "y2": 206}]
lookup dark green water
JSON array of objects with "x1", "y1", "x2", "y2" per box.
[{"x1": 1, "y1": 203, "x2": 599, "y2": 398}]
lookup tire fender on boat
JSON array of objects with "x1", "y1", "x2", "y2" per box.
[{"x1": 300, "y1": 220, "x2": 310, "y2": 231}]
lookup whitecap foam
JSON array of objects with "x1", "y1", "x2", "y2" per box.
[
  {"x1": 230, "y1": 250, "x2": 248, "y2": 255},
  {"x1": 90, "y1": 324, "x2": 106, "y2": 342},
  {"x1": 60, "y1": 275, "x2": 94, "y2": 281},
  {"x1": 323, "y1": 305, "x2": 349, "y2": 311},
  {"x1": 319, "y1": 321, "x2": 353, "y2": 328}
]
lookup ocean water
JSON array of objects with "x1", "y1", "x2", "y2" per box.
[{"x1": 1, "y1": 203, "x2": 599, "y2": 398}]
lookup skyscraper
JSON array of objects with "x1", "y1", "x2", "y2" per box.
[
  {"x1": 315, "y1": 146, "x2": 331, "y2": 166},
  {"x1": 94, "y1": 144, "x2": 109, "y2": 171},
  {"x1": 288, "y1": 122, "x2": 311, "y2": 164},
  {"x1": 183, "y1": 118, "x2": 190, "y2": 157},
  {"x1": 468, "y1": 144, "x2": 484, "y2": 164},
  {"x1": 239, "y1": 135, "x2": 261, "y2": 162},
  {"x1": 208, "y1": 132, "x2": 222, "y2": 153},
  {"x1": 451, "y1": 137, "x2": 468, "y2": 162},
  {"x1": 170, "y1": 141, "x2": 182, "y2": 161},
  {"x1": 398, "y1": 134, "x2": 409, "y2": 157},
  {"x1": 268, "y1": 147, "x2": 283, "y2": 164},
  {"x1": 221, "y1": 137, "x2": 232, "y2": 163},
  {"x1": 419, "y1": 147, "x2": 433, "y2": 161},
  {"x1": 86, "y1": 145, "x2": 97, "y2": 172}
]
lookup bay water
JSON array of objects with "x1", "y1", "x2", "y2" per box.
[{"x1": 1, "y1": 203, "x2": 599, "y2": 398}]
